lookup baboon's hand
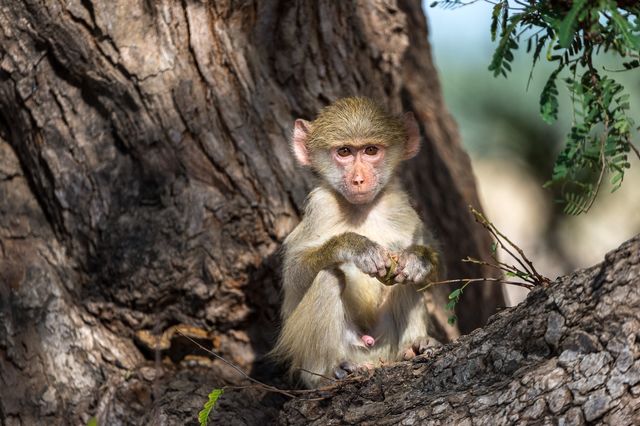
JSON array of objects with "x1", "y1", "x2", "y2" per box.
[
  {"x1": 338, "y1": 232, "x2": 392, "y2": 278},
  {"x1": 352, "y1": 239, "x2": 391, "y2": 278},
  {"x1": 393, "y1": 245, "x2": 436, "y2": 285}
]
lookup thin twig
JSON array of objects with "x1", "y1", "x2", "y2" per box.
[
  {"x1": 470, "y1": 207, "x2": 540, "y2": 280},
  {"x1": 462, "y1": 257, "x2": 538, "y2": 284},
  {"x1": 462, "y1": 257, "x2": 535, "y2": 284},
  {"x1": 470, "y1": 206, "x2": 550, "y2": 284},
  {"x1": 495, "y1": 260, "x2": 537, "y2": 281},
  {"x1": 177, "y1": 331, "x2": 315, "y2": 399},
  {"x1": 293, "y1": 367, "x2": 338, "y2": 383},
  {"x1": 470, "y1": 207, "x2": 530, "y2": 272},
  {"x1": 419, "y1": 277, "x2": 535, "y2": 292},
  {"x1": 221, "y1": 384, "x2": 328, "y2": 402}
]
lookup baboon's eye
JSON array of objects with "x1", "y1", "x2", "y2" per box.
[
  {"x1": 364, "y1": 146, "x2": 379, "y2": 156},
  {"x1": 337, "y1": 147, "x2": 351, "y2": 157}
]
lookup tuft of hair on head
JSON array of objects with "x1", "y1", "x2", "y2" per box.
[{"x1": 307, "y1": 97, "x2": 407, "y2": 151}]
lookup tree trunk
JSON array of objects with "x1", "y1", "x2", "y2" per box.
[{"x1": 0, "y1": 1, "x2": 503, "y2": 424}]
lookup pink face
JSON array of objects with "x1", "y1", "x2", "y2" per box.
[{"x1": 332, "y1": 143, "x2": 386, "y2": 204}]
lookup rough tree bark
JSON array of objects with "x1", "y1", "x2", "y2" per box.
[{"x1": 0, "y1": 0, "x2": 506, "y2": 424}]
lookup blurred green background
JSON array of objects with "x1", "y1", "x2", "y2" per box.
[{"x1": 425, "y1": 1, "x2": 640, "y2": 304}]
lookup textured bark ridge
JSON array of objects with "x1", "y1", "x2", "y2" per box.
[
  {"x1": 0, "y1": 1, "x2": 503, "y2": 424},
  {"x1": 280, "y1": 235, "x2": 640, "y2": 425}
]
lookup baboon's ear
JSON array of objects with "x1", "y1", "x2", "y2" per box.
[
  {"x1": 402, "y1": 112, "x2": 421, "y2": 160},
  {"x1": 292, "y1": 119, "x2": 312, "y2": 166}
]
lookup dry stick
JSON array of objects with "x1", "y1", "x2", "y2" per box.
[
  {"x1": 470, "y1": 206, "x2": 549, "y2": 284},
  {"x1": 492, "y1": 232, "x2": 547, "y2": 284},
  {"x1": 470, "y1": 258, "x2": 538, "y2": 285},
  {"x1": 220, "y1": 384, "x2": 328, "y2": 402},
  {"x1": 176, "y1": 331, "x2": 336, "y2": 399},
  {"x1": 423, "y1": 207, "x2": 550, "y2": 295},
  {"x1": 495, "y1": 227, "x2": 549, "y2": 284},
  {"x1": 494, "y1": 238, "x2": 534, "y2": 279},
  {"x1": 470, "y1": 207, "x2": 537, "y2": 279},
  {"x1": 487, "y1": 228, "x2": 536, "y2": 280},
  {"x1": 463, "y1": 256, "x2": 525, "y2": 278},
  {"x1": 176, "y1": 331, "x2": 295, "y2": 398},
  {"x1": 419, "y1": 277, "x2": 535, "y2": 292},
  {"x1": 462, "y1": 257, "x2": 538, "y2": 285},
  {"x1": 294, "y1": 367, "x2": 337, "y2": 383},
  {"x1": 495, "y1": 260, "x2": 538, "y2": 282}
]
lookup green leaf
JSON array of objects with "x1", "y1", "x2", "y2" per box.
[
  {"x1": 488, "y1": 14, "x2": 523, "y2": 78},
  {"x1": 526, "y1": 34, "x2": 549, "y2": 89},
  {"x1": 563, "y1": 191, "x2": 591, "y2": 215},
  {"x1": 87, "y1": 418, "x2": 98, "y2": 426},
  {"x1": 199, "y1": 389, "x2": 224, "y2": 426},
  {"x1": 558, "y1": 0, "x2": 587, "y2": 48},
  {"x1": 540, "y1": 66, "x2": 563, "y2": 124},
  {"x1": 610, "y1": 171, "x2": 624, "y2": 185},
  {"x1": 610, "y1": 8, "x2": 640, "y2": 50},
  {"x1": 448, "y1": 289, "x2": 462, "y2": 300},
  {"x1": 448, "y1": 315, "x2": 457, "y2": 325}
]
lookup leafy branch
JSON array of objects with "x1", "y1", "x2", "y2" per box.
[
  {"x1": 420, "y1": 206, "x2": 550, "y2": 324},
  {"x1": 432, "y1": 0, "x2": 640, "y2": 214}
]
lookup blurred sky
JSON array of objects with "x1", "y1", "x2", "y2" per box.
[{"x1": 424, "y1": 1, "x2": 494, "y2": 64}]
